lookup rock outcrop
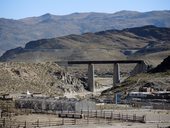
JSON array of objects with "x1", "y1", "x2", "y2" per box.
[
  {"x1": 0, "y1": 62, "x2": 85, "y2": 96},
  {"x1": 150, "y1": 56, "x2": 170, "y2": 73}
]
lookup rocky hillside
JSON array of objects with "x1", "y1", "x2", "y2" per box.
[
  {"x1": 0, "y1": 25, "x2": 170, "y2": 67},
  {"x1": 101, "y1": 56, "x2": 170, "y2": 97},
  {"x1": 0, "y1": 10, "x2": 170, "y2": 55},
  {"x1": 150, "y1": 56, "x2": 170, "y2": 73},
  {"x1": 102, "y1": 71, "x2": 170, "y2": 98},
  {"x1": 0, "y1": 62, "x2": 85, "y2": 96}
]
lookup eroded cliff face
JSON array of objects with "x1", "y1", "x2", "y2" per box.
[{"x1": 0, "y1": 62, "x2": 85, "y2": 96}]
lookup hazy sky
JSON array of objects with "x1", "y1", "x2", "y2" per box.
[{"x1": 1, "y1": 0, "x2": 170, "y2": 19}]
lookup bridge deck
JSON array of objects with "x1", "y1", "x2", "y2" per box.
[{"x1": 67, "y1": 60, "x2": 143, "y2": 65}]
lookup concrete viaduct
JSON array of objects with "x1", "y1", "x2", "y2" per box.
[{"x1": 66, "y1": 60, "x2": 147, "y2": 92}]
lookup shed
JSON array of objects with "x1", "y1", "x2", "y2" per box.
[{"x1": 75, "y1": 100, "x2": 96, "y2": 112}]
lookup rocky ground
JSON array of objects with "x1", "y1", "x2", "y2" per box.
[
  {"x1": 0, "y1": 60, "x2": 131, "y2": 98},
  {"x1": 102, "y1": 56, "x2": 170, "y2": 97},
  {"x1": 0, "y1": 56, "x2": 169, "y2": 99},
  {"x1": 0, "y1": 62, "x2": 85, "y2": 96},
  {"x1": 101, "y1": 71, "x2": 170, "y2": 97}
]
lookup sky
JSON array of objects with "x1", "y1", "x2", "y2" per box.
[{"x1": 0, "y1": 0, "x2": 170, "y2": 19}]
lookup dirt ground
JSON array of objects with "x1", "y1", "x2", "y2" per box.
[
  {"x1": 11, "y1": 114, "x2": 60, "y2": 122},
  {"x1": 45, "y1": 123, "x2": 170, "y2": 128},
  {"x1": 10, "y1": 109, "x2": 170, "y2": 128}
]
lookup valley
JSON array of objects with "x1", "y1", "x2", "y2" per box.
[{"x1": 0, "y1": 9, "x2": 170, "y2": 128}]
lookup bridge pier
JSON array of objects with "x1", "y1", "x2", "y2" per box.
[
  {"x1": 67, "y1": 60, "x2": 147, "y2": 92},
  {"x1": 88, "y1": 63, "x2": 95, "y2": 92},
  {"x1": 113, "y1": 63, "x2": 120, "y2": 87}
]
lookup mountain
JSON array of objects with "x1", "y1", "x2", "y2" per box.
[
  {"x1": 0, "y1": 25, "x2": 170, "y2": 66},
  {"x1": 126, "y1": 25, "x2": 170, "y2": 65},
  {"x1": 0, "y1": 10, "x2": 170, "y2": 55}
]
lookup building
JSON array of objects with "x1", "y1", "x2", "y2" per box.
[
  {"x1": 15, "y1": 97, "x2": 96, "y2": 112},
  {"x1": 127, "y1": 91, "x2": 170, "y2": 109},
  {"x1": 128, "y1": 91, "x2": 170, "y2": 99},
  {"x1": 128, "y1": 92, "x2": 152, "y2": 99},
  {"x1": 152, "y1": 91, "x2": 170, "y2": 99}
]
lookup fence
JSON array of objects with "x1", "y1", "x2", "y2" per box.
[
  {"x1": 131, "y1": 101, "x2": 170, "y2": 110},
  {"x1": 0, "y1": 110, "x2": 145, "y2": 128},
  {"x1": 0, "y1": 118, "x2": 77, "y2": 128},
  {"x1": 57, "y1": 110, "x2": 145, "y2": 123}
]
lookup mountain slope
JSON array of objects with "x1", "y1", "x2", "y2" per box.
[
  {"x1": 101, "y1": 56, "x2": 170, "y2": 97},
  {"x1": 150, "y1": 56, "x2": 170, "y2": 73},
  {"x1": 0, "y1": 10, "x2": 170, "y2": 55},
  {"x1": 0, "y1": 62, "x2": 85, "y2": 95},
  {"x1": 0, "y1": 25, "x2": 170, "y2": 65}
]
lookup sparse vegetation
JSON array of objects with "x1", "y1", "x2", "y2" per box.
[
  {"x1": 101, "y1": 71, "x2": 170, "y2": 96},
  {"x1": 1, "y1": 11, "x2": 170, "y2": 56},
  {"x1": 0, "y1": 62, "x2": 85, "y2": 96}
]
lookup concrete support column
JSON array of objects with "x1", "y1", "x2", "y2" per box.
[
  {"x1": 88, "y1": 63, "x2": 95, "y2": 92},
  {"x1": 113, "y1": 63, "x2": 120, "y2": 87}
]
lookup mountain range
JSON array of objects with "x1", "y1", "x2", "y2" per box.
[
  {"x1": 0, "y1": 10, "x2": 170, "y2": 55},
  {"x1": 1, "y1": 25, "x2": 170, "y2": 66}
]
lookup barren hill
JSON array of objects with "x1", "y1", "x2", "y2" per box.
[
  {"x1": 0, "y1": 10, "x2": 170, "y2": 55},
  {"x1": 0, "y1": 62, "x2": 85, "y2": 96},
  {"x1": 0, "y1": 25, "x2": 170, "y2": 67}
]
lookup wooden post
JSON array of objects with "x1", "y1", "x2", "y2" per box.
[
  {"x1": 3, "y1": 118, "x2": 6, "y2": 127},
  {"x1": 24, "y1": 121, "x2": 27, "y2": 128},
  {"x1": 126, "y1": 114, "x2": 128, "y2": 121},
  {"x1": 143, "y1": 115, "x2": 146, "y2": 123},
  {"x1": 37, "y1": 119, "x2": 39, "y2": 127},
  {"x1": 133, "y1": 114, "x2": 136, "y2": 122},
  {"x1": 122, "y1": 114, "x2": 124, "y2": 121},
  {"x1": 91, "y1": 110, "x2": 92, "y2": 118},
  {"x1": 121, "y1": 114, "x2": 124, "y2": 122},
  {"x1": 104, "y1": 111, "x2": 105, "y2": 119},
  {"x1": 118, "y1": 113, "x2": 120, "y2": 120},
  {"x1": 97, "y1": 116, "x2": 100, "y2": 124},
  {"x1": 74, "y1": 118, "x2": 76, "y2": 125},
  {"x1": 87, "y1": 116, "x2": 89, "y2": 124},
  {"x1": 62, "y1": 118, "x2": 64, "y2": 125},
  {"x1": 49, "y1": 119, "x2": 50, "y2": 126},
  {"x1": 96, "y1": 110, "x2": 97, "y2": 118}
]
